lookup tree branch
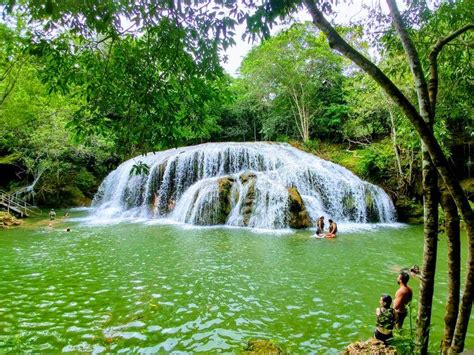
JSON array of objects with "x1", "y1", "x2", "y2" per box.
[
  {"x1": 386, "y1": 0, "x2": 432, "y2": 124},
  {"x1": 428, "y1": 24, "x2": 474, "y2": 116}
]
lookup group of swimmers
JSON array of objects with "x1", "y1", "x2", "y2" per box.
[
  {"x1": 374, "y1": 271, "x2": 413, "y2": 344},
  {"x1": 48, "y1": 209, "x2": 72, "y2": 231},
  {"x1": 315, "y1": 216, "x2": 337, "y2": 238}
]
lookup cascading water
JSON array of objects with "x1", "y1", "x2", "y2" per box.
[{"x1": 92, "y1": 142, "x2": 396, "y2": 229}]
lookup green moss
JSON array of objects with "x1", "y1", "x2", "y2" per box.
[
  {"x1": 242, "y1": 339, "x2": 286, "y2": 354},
  {"x1": 394, "y1": 196, "x2": 423, "y2": 224}
]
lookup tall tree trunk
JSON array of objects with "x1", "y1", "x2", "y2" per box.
[
  {"x1": 427, "y1": 24, "x2": 474, "y2": 353},
  {"x1": 383, "y1": 3, "x2": 440, "y2": 351},
  {"x1": 416, "y1": 147, "x2": 439, "y2": 354},
  {"x1": 451, "y1": 242, "x2": 474, "y2": 353},
  {"x1": 440, "y1": 189, "x2": 461, "y2": 354},
  {"x1": 388, "y1": 107, "x2": 403, "y2": 178}
]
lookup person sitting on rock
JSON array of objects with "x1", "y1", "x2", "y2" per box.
[
  {"x1": 374, "y1": 294, "x2": 395, "y2": 344},
  {"x1": 316, "y1": 216, "x2": 325, "y2": 235},
  {"x1": 325, "y1": 219, "x2": 337, "y2": 238}
]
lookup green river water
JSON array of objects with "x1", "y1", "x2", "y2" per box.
[{"x1": 1, "y1": 213, "x2": 473, "y2": 353}]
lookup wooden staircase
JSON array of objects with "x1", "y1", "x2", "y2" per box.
[{"x1": 0, "y1": 189, "x2": 42, "y2": 217}]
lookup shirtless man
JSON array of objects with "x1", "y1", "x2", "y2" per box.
[
  {"x1": 394, "y1": 271, "x2": 413, "y2": 329},
  {"x1": 325, "y1": 219, "x2": 337, "y2": 238}
]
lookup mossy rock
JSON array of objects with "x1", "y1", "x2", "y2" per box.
[
  {"x1": 240, "y1": 176, "x2": 257, "y2": 226},
  {"x1": 287, "y1": 187, "x2": 311, "y2": 228},
  {"x1": 394, "y1": 196, "x2": 423, "y2": 224},
  {"x1": 364, "y1": 189, "x2": 380, "y2": 223},
  {"x1": 342, "y1": 192, "x2": 357, "y2": 221},
  {"x1": 217, "y1": 176, "x2": 235, "y2": 220},
  {"x1": 242, "y1": 339, "x2": 286, "y2": 354},
  {"x1": 240, "y1": 171, "x2": 257, "y2": 184}
]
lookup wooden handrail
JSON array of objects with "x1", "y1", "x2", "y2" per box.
[{"x1": 0, "y1": 190, "x2": 42, "y2": 216}]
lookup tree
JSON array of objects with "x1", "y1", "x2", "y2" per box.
[
  {"x1": 2, "y1": 0, "x2": 240, "y2": 153},
  {"x1": 0, "y1": 23, "x2": 116, "y2": 204},
  {"x1": 238, "y1": 22, "x2": 346, "y2": 142}
]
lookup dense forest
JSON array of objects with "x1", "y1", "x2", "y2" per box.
[
  {"x1": 0, "y1": 0, "x2": 473, "y2": 352},
  {"x1": 1, "y1": 2, "x2": 472, "y2": 212}
]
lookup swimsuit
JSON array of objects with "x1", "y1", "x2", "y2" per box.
[{"x1": 374, "y1": 307, "x2": 395, "y2": 343}]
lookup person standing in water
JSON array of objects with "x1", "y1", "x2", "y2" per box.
[
  {"x1": 374, "y1": 294, "x2": 395, "y2": 344},
  {"x1": 394, "y1": 271, "x2": 412, "y2": 329},
  {"x1": 316, "y1": 216, "x2": 325, "y2": 236},
  {"x1": 325, "y1": 219, "x2": 337, "y2": 238}
]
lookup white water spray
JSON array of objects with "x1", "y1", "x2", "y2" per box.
[{"x1": 92, "y1": 142, "x2": 396, "y2": 229}]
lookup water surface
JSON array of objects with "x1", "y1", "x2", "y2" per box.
[{"x1": 0, "y1": 217, "x2": 473, "y2": 353}]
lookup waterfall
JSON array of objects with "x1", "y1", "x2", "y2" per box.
[{"x1": 92, "y1": 142, "x2": 396, "y2": 229}]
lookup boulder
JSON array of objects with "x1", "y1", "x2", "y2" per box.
[
  {"x1": 461, "y1": 178, "x2": 474, "y2": 202},
  {"x1": 287, "y1": 187, "x2": 311, "y2": 228},
  {"x1": 240, "y1": 174, "x2": 257, "y2": 226},
  {"x1": 364, "y1": 189, "x2": 380, "y2": 223},
  {"x1": 394, "y1": 196, "x2": 423, "y2": 224},
  {"x1": 0, "y1": 212, "x2": 23, "y2": 227}
]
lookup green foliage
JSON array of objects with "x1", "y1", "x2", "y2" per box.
[
  {"x1": 130, "y1": 161, "x2": 150, "y2": 177},
  {"x1": 27, "y1": 20, "x2": 228, "y2": 154},
  {"x1": 234, "y1": 22, "x2": 348, "y2": 142},
  {"x1": 0, "y1": 23, "x2": 115, "y2": 205},
  {"x1": 356, "y1": 144, "x2": 394, "y2": 180}
]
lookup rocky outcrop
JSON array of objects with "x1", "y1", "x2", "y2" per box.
[
  {"x1": 461, "y1": 178, "x2": 474, "y2": 202},
  {"x1": 239, "y1": 172, "x2": 257, "y2": 226},
  {"x1": 343, "y1": 338, "x2": 396, "y2": 354},
  {"x1": 0, "y1": 212, "x2": 23, "y2": 228},
  {"x1": 365, "y1": 189, "x2": 380, "y2": 223},
  {"x1": 216, "y1": 176, "x2": 235, "y2": 223},
  {"x1": 287, "y1": 187, "x2": 311, "y2": 228}
]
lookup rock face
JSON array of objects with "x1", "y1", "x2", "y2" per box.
[
  {"x1": 239, "y1": 172, "x2": 257, "y2": 226},
  {"x1": 287, "y1": 187, "x2": 311, "y2": 228},
  {"x1": 215, "y1": 172, "x2": 311, "y2": 229},
  {"x1": 216, "y1": 176, "x2": 235, "y2": 224}
]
